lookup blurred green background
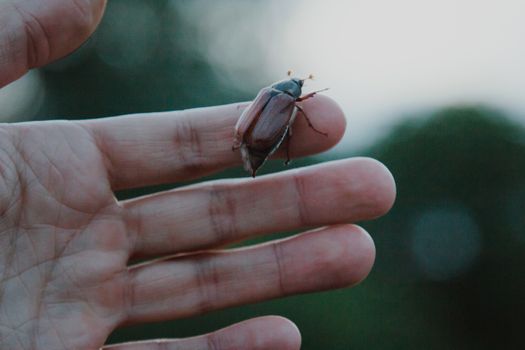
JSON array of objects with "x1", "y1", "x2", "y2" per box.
[{"x1": 1, "y1": 0, "x2": 524, "y2": 349}]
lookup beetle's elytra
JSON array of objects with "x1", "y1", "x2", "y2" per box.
[{"x1": 232, "y1": 72, "x2": 328, "y2": 177}]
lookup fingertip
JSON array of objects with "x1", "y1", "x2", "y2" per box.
[
  {"x1": 86, "y1": 0, "x2": 108, "y2": 34},
  {"x1": 302, "y1": 93, "x2": 347, "y2": 142},
  {"x1": 340, "y1": 224, "x2": 376, "y2": 286},
  {"x1": 308, "y1": 224, "x2": 376, "y2": 288},
  {"x1": 212, "y1": 316, "x2": 302, "y2": 350},
  {"x1": 256, "y1": 316, "x2": 302, "y2": 350},
  {"x1": 351, "y1": 157, "x2": 397, "y2": 218},
  {"x1": 288, "y1": 94, "x2": 347, "y2": 157}
]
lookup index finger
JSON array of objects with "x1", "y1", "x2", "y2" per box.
[{"x1": 80, "y1": 94, "x2": 346, "y2": 190}]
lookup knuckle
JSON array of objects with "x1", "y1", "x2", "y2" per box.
[
  {"x1": 172, "y1": 118, "x2": 206, "y2": 175},
  {"x1": 291, "y1": 172, "x2": 312, "y2": 226}
]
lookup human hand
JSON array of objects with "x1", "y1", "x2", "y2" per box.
[{"x1": 0, "y1": 1, "x2": 396, "y2": 349}]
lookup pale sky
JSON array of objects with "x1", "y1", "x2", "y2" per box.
[
  {"x1": 195, "y1": 0, "x2": 525, "y2": 150},
  {"x1": 271, "y1": 0, "x2": 525, "y2": 150}
]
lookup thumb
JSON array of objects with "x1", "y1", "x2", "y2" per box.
[{"x1": 0, "y1": 0, "x2": 106, "y2": 88}]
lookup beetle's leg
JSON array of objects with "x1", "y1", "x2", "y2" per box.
[
  {"x1": 232, "y1": 133, "x2": 243, "y2": 151},
  {"x1": 296, "y1": 88, "x2": 330, "y2": 102},
  {"x1": 296, "y1": 92, "x2": 316, "y2": 102},
  {"x1": 284, "y1": 128, "x2": 292, "y2": 165},
  {"x1": 295, "y1": 105, "x2": 328, "y2": 136}
]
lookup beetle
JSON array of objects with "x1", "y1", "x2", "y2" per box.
[{"x1": 232, "y1": 72, "x2": 328, "y2": 177}]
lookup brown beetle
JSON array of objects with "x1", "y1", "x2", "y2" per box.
[{"x1": 232, "y1": 72, "x2": 327, "y2": 177}]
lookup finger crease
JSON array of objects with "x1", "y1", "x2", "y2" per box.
[
  {"x1": 207, "y1": 185, "x2": 238, "y2": 245},
  {"x1": 206, "y1": 333, "x2": 221, "y2": 350},
  {"x1": 194, "y1": 256, "x2": 220, "y2": 315},
  {"x1": 292, "y1": 172, "x2": 312, "y2": 226},
  {"x1": 271, "y1": 242, "x2": 287, "y2": 296},
  {"x1": 76, "y1": 122, "x2": 118, "y2": 189},
  {"x1": 71, "y1": 0, "x2": 90, "y2": 19},
  {"x1": 12, "y1": 3, "x2": 51, "y2": 68},
  {"x1": 123, "y1": 206, "x2": 142, "y2": 256}
]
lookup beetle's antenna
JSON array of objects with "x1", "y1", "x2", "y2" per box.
[
  {"x1": 300, "y1": 74, "x2": 315, "y2": 83},
  {"x1": 311, "y1": 87, "x2": 329, "y2": 93}
]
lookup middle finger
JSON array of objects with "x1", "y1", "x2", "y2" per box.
[{"x1": 123, "y1": 157, "x2": 395, "y2": 258}]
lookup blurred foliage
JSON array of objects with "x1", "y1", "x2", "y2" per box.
[
  {"x1": 24, "y1": 0, "x2": 525, "y2": 349},
  {"x1": 38, "y1": 0, "x2": 244, "y2": 120},
  {"x1": 363, "y1": 107, "x2": 525, "y2": 349}
]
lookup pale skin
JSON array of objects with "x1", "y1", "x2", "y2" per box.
[{"x1": 0, "y1": 1, "x2": 396, "y2": 349}]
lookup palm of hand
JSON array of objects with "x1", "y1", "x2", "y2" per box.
[
  {"x1": 0, "y1": 107, "x2": 395, "y2": 350},
  {"x1": 0, "y1": 123, "x2": 128, "y2": 349}
]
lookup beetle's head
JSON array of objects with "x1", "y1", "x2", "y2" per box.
[
  {"x1": 272, "y1": 73, "x2": 314, "y2": 98},
  {"x1": 272, "y1": 78, "x2": 303, "y2": 98}
]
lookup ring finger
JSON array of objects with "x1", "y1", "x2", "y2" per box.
[{"x1": 123, "y1": 224, "x2": 375, "y2": 325}]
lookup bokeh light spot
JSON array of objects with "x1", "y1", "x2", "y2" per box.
[{"x1": 411, "y1": 203, "x2": 482, "y2": 281}]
